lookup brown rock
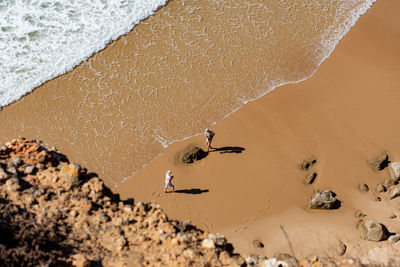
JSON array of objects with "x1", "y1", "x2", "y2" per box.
[
  {"x1": 72, "y1": 254, "x2": 92, "y2": 267},
  {"x1": 390, "y1": 187, "x2": 400, "y2": 200},
  {"x1": 180, "y1": 146, "x2": 208, "y2": 164},
  {"x1": 305, "y1": 172, "x2": 317, "y2": 185},
  {"x1": 368, "y1": 153, "x2": 389, "y2": 171},
  {"x1": 309, "y1": 190, "x2": 340, "y2": 210},
  {"x1": 359, "y1": 220, "x2": 387, "y2": 241},
  {"x1": 252, "y1": 239, "x2": 264, "y2": 249},
  {"x1": 61, "y1": 162, "x2": 81, "y2": 189},
  {"x1": 299, "y1": 158, "x2": 317, "y2": 171},
  {"x1": 359, "y1": 183, "x2": 369, "y2": 192},
  {"x1": 337, "y1": 241, "x2": 347, "y2": 256},
  {"x1": 376, "y1": 184, "x2": 386, "y2": 193}
]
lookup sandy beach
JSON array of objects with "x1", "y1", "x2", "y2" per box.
[
  {"x1": 1, "y1": 0, "x2": 399, "y2": 264},
  {"x1": 116, "y1": 0, "x2": 400, "y2": 261}
]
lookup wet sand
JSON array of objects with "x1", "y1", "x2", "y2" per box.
[{"x1": 117, "y1": 0, "x2": 400, "y2": 261}]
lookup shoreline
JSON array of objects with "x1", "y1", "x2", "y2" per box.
[{"x1": 116, "y1": 0, "x2": 400, "y2": 261}]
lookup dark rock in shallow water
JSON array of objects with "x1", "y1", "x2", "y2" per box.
[
  {"x1": 368, "y1": 153, "x2": 389, "y2": 171},
  {"x1": 309, "y1": 190, "x2": 340, "y2": 209},
  {"x1": 180, "y1": 147, "x2": 208, "y2": 164}
]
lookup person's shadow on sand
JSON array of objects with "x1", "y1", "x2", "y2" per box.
[
  {"x1": 210, "y1": 146, "x2": 245, "y2": 154},
  {"x1": 171, "y1": 189, "x2": 209, "y2": 195}
]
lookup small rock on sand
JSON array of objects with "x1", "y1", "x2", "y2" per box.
[
  {"x1": 377, "y1": 184, "x2": 386, "y2": 193},
  {"x1": 359, "y1": 182, "x2": 369, "y2": 192},
  {"x1": 299, "y1": 158, "x2": 317, "y2": 171},
  {"x1": 389, "y1": 187, "x2": 400, "y2": 200},
  {"x1": 359, "y1": 220, "x2": 387, "y2": 242},
  {"x1": 309, "y1": 190, "x2": 340, "y2": 210},
  {"x1": 337, "y1": 241, "x2": 347, "y2": 256},
  {"x1": 368, "y1": 153, "x2": 389, "y2": 171},
  {"x1": 304, "y1": 172, "x2": 317, "y2": 185},
  {"x1": 388, "y1": 161, "x2": 400, "y2": 181},
  {"x1": 252, "y1": 239, "x2": 264, "y2": 249}
]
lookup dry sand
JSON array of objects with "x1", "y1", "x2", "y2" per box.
[{"x1": 117, "y1": 0, "x2": 400, "y2": 261}]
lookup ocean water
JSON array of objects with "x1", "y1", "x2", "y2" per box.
[
  {"x1": 0, "y1": 0, "x2": 376, "y2": 185},
  {"x1": 0, "y1": 0, "x2": 168, "y2": 108}
]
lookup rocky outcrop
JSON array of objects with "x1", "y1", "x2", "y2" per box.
[
  {"x1": 0, "y1": 139, "x2": 242, "y2": 266},
  {"x1": 359, "y1": 220, "x2": 387, "y2": 242},
  {"x1": 388, "y1": 161, "x2": 400, "y2": 181},
  {"x1": 180, "y1": 146, "x2": 208, "y2": 164},
  {"x1": 309, "y1": 190, "x2": 340, "y2": 210},
  {"x1": 299, "y1": 158, "x2": 317, "y2": 171}
]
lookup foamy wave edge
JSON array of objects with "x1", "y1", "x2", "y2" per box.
[
  {"x1": 119, "y1": 0, "x2": 377, "y2": 185},
  {"x1": 0, "y1": 0, "x2": 168, "y2": 110}
]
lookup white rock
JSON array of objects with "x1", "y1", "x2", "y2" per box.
[
  {"x1": 261, "y1": 258, "x2": 289, "y2": 267},
  {"x1": 390, "y1": 188, "x2": 400, "y2": 200},
  {"x1": 388, "y1": 162, "x2": 400, "y2": 181},
  {"x1": 201, "y1": 238, "x2": 215, "y2": 249},
  {"x1": 389, "y1": 234, "x2": 400, "y2": 244}
]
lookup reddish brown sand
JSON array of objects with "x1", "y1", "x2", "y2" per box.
[{"x1": 117, "y1": 0, "x2": 400, "y2": 262}]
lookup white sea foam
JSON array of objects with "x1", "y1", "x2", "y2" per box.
[{"x1": 0, "y1": 0, "x2": 168, "y2": 109}]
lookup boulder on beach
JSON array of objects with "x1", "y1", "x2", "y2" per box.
[
  {"x1": 309, "y1": 190, "x2": 340, "y2": 210},
  {"x1": 368, "y1": 153, "x2": 389, "y2": 171},
  {"x1": 180, "y1": 146, "x2": 208, "y2": 164},
  {"x1": 388, "y1": 161, "x2": 400, "y2": 181},
  {"x1": 359, "y1": 220, "x2": 387, "y2": 242},
  {"x1": 389, "y1": 187, "x2": 400, "y2": 200}
]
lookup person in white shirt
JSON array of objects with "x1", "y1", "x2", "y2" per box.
[
  {"x1": 205, "y1": 128, "x2": 215, "y2": 152},
  {"x1": 164, "y1": 170, "x2": 175, "y2": 193}
]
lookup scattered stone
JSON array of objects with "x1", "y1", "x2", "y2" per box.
[
  {"x1": 390, "y1": 188, "x2": 400, "y2": 200},
  {"x1": 356, "y1": 211, "x2": 367, "y2": 219},
  {"x1": 252, "y1": 239, "x2": 264, "y2": 249},
  {"x1": 390, "y1": 214, "x2": 397, "y2": 219},
  {"x1": 384, "y1": 178, "x2": 395, "y2": 188},
  {"x1": 24, "y1": 165, "x2": 35, "y2": 175},
  {"x1": 0, "y1": 166, "x2": 8, "y2": 181},
  {"x1": 304, "y1": 172, "x2": 317, "y2": 185},
  {"x1": 309, "y1": 190, "x2": 340, "y2": 210},
  {"x1": 6, "y1": 177, "x2": 21, "y2": 191},
  {"x1": 61, "y1": 162, "x2": 81, "y2": 189},
  {"x1": 359, "y1": 182, "x2": 369, "y2": 192},
  {"x1": 377, "y1": 184, "x2": 386, "y2": 193},
  {"x1": 388, "y1": 234, "x2": 400, "y2": 244},
  {"x1": 388, "y1": 162, "x2": 400, "y2": 181},
  {"x1": 337, "y1": 241, "x2": 347, "y2": 256},
  {"x1": 374, "y1": 196, "x2": 382, "y2": 202},
  {"x1": 201, "y1": 238, "x2": 215, "y2": 249},
  {"x1": 299, "y1": 158, "x2": 317, "y2": 171},
  {"x1": 276, "y1": 253, "x2": 298, "y2": 266},
  {"x1": 180, "y1": 146, "x2": 208, "y2": 164},
  {"x1": 368, "y1": 153, "x2": 389, "y2": 171},
  {"x1": 359, "y1": 220, "x2": 387, "y2": 242}
]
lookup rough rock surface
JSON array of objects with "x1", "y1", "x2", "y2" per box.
[
  {"x1": 388, "y1": 161, "x2": 400, "y2": 181},
  {"x1": 309, "y1": 190, "x2": 340, "y2": 210},
  {"x1": 0, "y1": 139, "x2": 376, "y2": 267},
  {"x1": 368, "y1": 153, "x2": 389, "y2": 171},
  {"x1": 359, "y1": 183, "x2": 369, "y2": 192},
  {"x1": 389, "y1": 187, "x2": 400, "y2": 200},
  {"x1": 180, "y1": 146, "x2": 208, "y2": 164},
  {"x1": 359, "y1": 220, "x2": 387, "y2": 242},
  {"x1": 0, "y1": 139, "x2": 241, "y2": 266}
]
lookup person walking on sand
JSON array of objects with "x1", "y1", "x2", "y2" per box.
[
  {"x1": 164, "y1": 170, "x2": 175, "y2": 193},
  {"x1": 205, "y1": 128, "x2": 215, "y2": 152}
]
